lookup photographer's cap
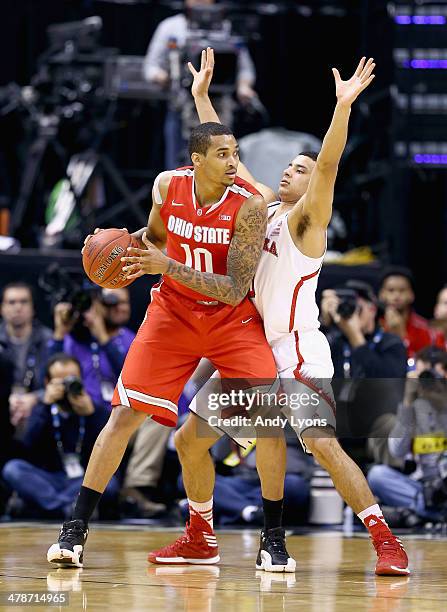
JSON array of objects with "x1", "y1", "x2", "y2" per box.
[{"x1": 343, "y1": 280, "x2": 377, "y2": 305}]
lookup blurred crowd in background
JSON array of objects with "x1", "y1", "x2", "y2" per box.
[{"x1": 1, "y1": 268, "x2": 447, "y2": 529}]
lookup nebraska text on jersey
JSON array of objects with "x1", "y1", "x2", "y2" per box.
[{"x1": 253, "y1": 203, "x2": 324, "y2": 345}]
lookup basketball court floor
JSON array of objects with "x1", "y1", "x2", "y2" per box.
[{"x1": 0, "y1": 523, "x2": 446, "y2": 610}]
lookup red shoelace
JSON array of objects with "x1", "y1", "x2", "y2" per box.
[{"x1": 371, "y1": 531, "x2": 405, "y2": 560}]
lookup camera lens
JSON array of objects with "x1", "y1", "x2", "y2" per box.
[
  {"x1": 335, "y1": 289, "x2": 358, "y2": 320},
  {"x1": 63, "y1": 375, "x2": 84, "y2": 396}
]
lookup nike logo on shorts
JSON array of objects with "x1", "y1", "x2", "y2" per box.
[
  {"x1": 242, "y1": 318, "x2": 253, "y2": 324},
  {"x1": 172, "y1": 201, "x2": 184, "y2": 207}
]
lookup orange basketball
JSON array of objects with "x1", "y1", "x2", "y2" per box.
[{"x1": 82, "y1": 228, "x2": 138, "y2": 289}]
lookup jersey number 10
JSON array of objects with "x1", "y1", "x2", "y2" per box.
[{"x1": 180, "y1": 244, "x2": 214, "y2": 273}]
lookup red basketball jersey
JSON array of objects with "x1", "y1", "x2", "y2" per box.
[{"x1": 159, "y1": 167, "x2": 259, "y2": 302}]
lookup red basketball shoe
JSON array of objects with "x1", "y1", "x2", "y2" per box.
[
  {"x1": 365, "y1": 515, "x2": 410, "y2": 576},
  {"x1": 147, "y1": 521, "x2": 220, "y2": 565}
]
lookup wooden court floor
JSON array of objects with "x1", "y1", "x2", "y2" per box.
[{"x1": 0, "y1": 524, "x2": 446, "y2": 611}]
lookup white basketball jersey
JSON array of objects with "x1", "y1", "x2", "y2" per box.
[{"x1": 252, "y1": 203, "x2": 325, "y2": 346}]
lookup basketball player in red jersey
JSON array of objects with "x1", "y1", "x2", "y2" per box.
[{"x1": 47, "y1": 122, "x2": 282, "y2": 568}]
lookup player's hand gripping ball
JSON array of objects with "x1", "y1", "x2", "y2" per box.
[{"x1": 82, "y1": 228, "x2": 139, "y2": 289}]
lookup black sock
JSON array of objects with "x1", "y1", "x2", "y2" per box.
[
  {"x1": 262, "y1": 497, "x2": 283, "y2": 531},
  {"x1": 71, "y1": 486, "x2": 102, "y2": 523}
]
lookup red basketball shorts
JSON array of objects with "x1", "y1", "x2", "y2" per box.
[{"x1": 112, "y1": 283, "x2": 277, "y2": 426}]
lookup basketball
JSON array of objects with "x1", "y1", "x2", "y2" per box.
[{"x1": 82, "y1": 228, "x2": 138, "y2": 289}]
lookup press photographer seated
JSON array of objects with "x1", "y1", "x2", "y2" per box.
[
  {"x1": 2, "y1": 353, "x2": 119, "y2": 519},
  {"x1": 320, "y1": 280, "x2": 407, "y2": 379},
  {"x1": 368, "y1": 346, "x2": 447, "y2": 525},
  {"x1": 320, "y1": 281, "x2": 407, "y2": 459},
  {"x1": 48, "y1": 287, "x2": 134, "y2": 411}
]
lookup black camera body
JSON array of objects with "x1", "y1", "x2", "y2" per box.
[
  {"x1": 58, "y1": 375, "x2": 84, "y2": 414},
  {"x1": 39, "y1": 263, "x2": 98, "y2": 321},
  {"x1": 335, "y1": 288, "x2": 358, "y2": 320},
  {"x1": 419, "y1": 368, "x2": 444, "y2": 382},
  {"x1": 418, "y1": 368, "x2": 446, "y2": 396},
  {"x1": 63, "y1": 375, "x2": 84, "y2": 397}
]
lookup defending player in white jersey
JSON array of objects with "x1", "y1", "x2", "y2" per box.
[{"x1": 189, "y1": 48, "x2": 410, "y2": 576}]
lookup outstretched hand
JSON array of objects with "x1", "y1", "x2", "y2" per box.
[
  {"x1": 188, "y1": 47, "x2": 215, "y2": 99},
  {"x1": 332, "y1": 57, "x2": 375, "y2": 107},
  {"x1": 121, "y1": 232, "x2": 170, "y2": 279}
]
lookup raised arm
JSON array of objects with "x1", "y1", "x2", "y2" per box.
[
  {"x1": 122, "y1": 194, "x2": 267, "y2": 306},
  {"x1": 290, "y1": 58, "x2": 375, "y2": 233},
  {"x1": 189, "y1": 48, "x2": 277, "y2": 204}
]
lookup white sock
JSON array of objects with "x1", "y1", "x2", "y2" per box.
[
  {"x1": 357, "y1": 503, "x2": 389, "y2": 528},
  {"x1": 188, "y1": 498, "x2": 213, "y2": 530}
]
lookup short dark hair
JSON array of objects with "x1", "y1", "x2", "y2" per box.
[
  {"x1": 45, "y1": 353, "x2": 81, "y2": 380},
  {"x1": 188, "y1": 122, "x2": 234, "y2": 157},
  {"x1": 415, "y1": 345, "x2": 447, "y2": 368},
  {"x1": 344, "y1": 280, "x2": 377, "y2": 304},
  {"x1": 298, "y1": 150, "x2": 319, "y2": 162},
  {"x1": 379, "y1": 266, "x2": 415, "y2": 291},
  {"x1": 1, "y1": 281, "x2": 34, "y2": 304}
]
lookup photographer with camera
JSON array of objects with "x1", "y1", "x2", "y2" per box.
[
  {"x1": 321, "y1": 281, "x2": 407, "y2": 456},
  {"x1": 0, "y1": 282, "x2": 52, "y2": 429},
  {"x1": 321, "y1": 280, "x2": 407, "y2": 379},
  {"x1": 143, "y1": 0, "x2": 257, "y2": 168},
  {"x1": 368, "y1": 346, "x2": 447, "y2": 525},
  {"x1": 2, "y1": 353, "x2": 119, "y2": 518},
  {"x1": 47, "y1": 288, "x2": 135, "y2": 411}
]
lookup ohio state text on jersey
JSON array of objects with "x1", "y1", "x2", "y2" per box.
[{"x1": 160, "y1": 167, "x2": 259, "y2": 302}]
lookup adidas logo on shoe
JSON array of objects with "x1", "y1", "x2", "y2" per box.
[{"x1": 368, "y1": 518, "x2": 377, "y2": 526}]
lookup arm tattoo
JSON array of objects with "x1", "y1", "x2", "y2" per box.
[{"x1": 166, "y1": 198, "x2": 267, "y2": 306}]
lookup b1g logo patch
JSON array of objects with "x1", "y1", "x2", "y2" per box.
[{"x1": 219, "y1": 214, "x2": 231, "y2": 221}]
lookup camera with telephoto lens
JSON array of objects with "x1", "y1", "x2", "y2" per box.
[
  {"x1": 57, "y1": 375, "x2": 84, "y2": 413},
  {"x1": 39, "y1": 263, "x2": 98, "y2": 321},
  {"x1": 419, "y1": 368, "x2": 445, "y2": 391},
  {"x1": 334, "y1": 288, "x2": 358, "y2": 320},
  {"x1": 63, "y1": 375, "x2": 84, "y2": 397},
  {"x1": 418, "y1": 368, "x2": 447, "y2": 403}
]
